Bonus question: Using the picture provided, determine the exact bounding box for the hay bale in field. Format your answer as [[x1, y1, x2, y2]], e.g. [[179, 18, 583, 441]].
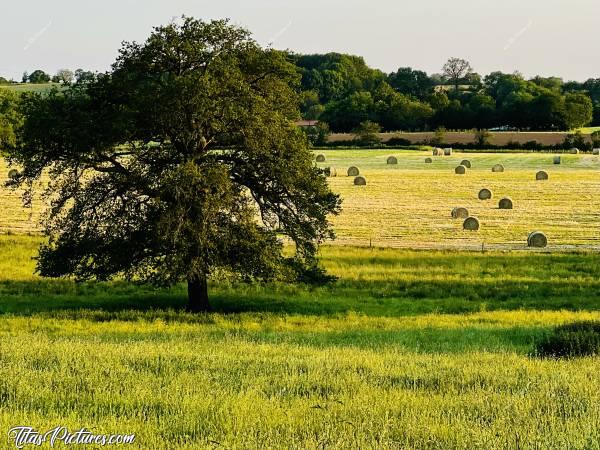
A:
[[491, 164, 504, 173], [463, 216, 480, 231], [7, 169, 19, 180], [593, 148, 600, 155], [316, 154, 326, 162], [478, 188, 492, 200], [455, 165, 466, 174], [528, 231, 548, 248], [353, 176, 367, 186], [324, 167, 337, 177], [386, 156, 398, 165], [451, 207, 469, 219], [498, 197, 513, 209], [347, 166, 360, 177], [536, 170, 549, 181], [553, 156, 561, 165], [460, 159, 472, 169], [425, 157, 433, 163], [432, 148, 440, 156], [570, 148, 579, 154], [444, 148, 453, 156]]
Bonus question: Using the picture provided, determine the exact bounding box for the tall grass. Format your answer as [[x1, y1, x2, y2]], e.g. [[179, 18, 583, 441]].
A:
[[0, 236, 599, 448]]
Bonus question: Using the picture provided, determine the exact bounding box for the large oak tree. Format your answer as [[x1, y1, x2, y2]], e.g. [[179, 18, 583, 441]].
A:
[[8, 18, 341, 311]]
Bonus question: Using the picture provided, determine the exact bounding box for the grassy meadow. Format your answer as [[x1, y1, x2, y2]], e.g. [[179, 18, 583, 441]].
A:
[[1, 236, 600, 448], [0, 83, 60, 94], [1, 150, 600, 448]]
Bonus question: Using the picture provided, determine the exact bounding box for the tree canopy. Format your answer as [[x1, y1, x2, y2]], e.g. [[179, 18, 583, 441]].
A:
[[8, 17, 341, 311], [291, 57, 596, 132], [6, 55, 600, 134], [0, 90, 22, 149]]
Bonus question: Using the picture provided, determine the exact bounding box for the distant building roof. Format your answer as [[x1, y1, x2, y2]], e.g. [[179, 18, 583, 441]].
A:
[[295, 120, 320, 127]]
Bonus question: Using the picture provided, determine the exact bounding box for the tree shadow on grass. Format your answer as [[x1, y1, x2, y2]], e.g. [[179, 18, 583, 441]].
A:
[[0, 274, 599, 320]]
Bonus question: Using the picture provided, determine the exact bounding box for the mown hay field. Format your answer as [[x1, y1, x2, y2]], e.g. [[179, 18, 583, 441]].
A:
[[2, 151, 600, 251], [1, 236, 600, 449], [316, 150, 600, 250]]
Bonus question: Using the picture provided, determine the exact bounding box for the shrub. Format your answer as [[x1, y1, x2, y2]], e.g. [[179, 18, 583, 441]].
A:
[[474, 129, 491, 147], [303, 122, 330, 147], [534, 321, 600, 358], [353, 121, 382, 147], [591, 130, 600, 148], [430, 127, 446, 146], [386, 137, 411, 146], [563, 131, 591, 151]]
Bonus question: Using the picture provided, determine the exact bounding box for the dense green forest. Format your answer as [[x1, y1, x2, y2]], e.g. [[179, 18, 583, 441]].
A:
[[291, 53, 599, 133], [2, 54, 600, 136]]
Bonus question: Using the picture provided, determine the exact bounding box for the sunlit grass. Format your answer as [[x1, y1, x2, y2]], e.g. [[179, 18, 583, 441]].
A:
[[1, 147, 600, 448]]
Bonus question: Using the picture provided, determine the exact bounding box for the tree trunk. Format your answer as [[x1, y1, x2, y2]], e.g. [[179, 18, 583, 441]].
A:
[[187, 274, 210, 313]]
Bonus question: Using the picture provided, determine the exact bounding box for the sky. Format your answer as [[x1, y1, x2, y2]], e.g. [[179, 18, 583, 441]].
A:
[[1, 0, 598, 82]]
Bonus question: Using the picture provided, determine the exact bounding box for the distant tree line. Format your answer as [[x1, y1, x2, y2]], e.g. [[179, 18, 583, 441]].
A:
[[2, 55, 599, 136], [290, 54, 597, 132], [15, 68, 96, 85]]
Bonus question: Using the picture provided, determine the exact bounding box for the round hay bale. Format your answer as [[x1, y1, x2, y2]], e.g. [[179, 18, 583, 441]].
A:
[[444, 148, 453, 156], [593, 148, 600, 155], [347, 166, 360, 177], [478, 188, 493, 200], [451, 207, 469, 219], [553, 156, 561, 165], [536, 170, 549, 181], [455, 165, 466, 174], [528, 231, 548, 248], [492, 164, 505, 173], [353, 176, 367, 186], [7, 169, 19, 180], [570, 148, 579, 155], [324, 167, 337, 177], [432, 148, 440, 156], [463, 216, 480, 231], [425, 157, 433, 163], [316, 154, 326, 162], [460, 159, 472, 169], [498, 197, 513, 209], [386, 156, 398, 165]]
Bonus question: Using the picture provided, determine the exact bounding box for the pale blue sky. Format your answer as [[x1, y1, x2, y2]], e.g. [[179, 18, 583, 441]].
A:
[[2, 0, 598, 81]]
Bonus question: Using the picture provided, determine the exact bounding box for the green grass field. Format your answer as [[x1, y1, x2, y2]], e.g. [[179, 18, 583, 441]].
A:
[[1, 236, 600, 448], [0, 83, 60, 94], [1, 151, 600, 448], [576, 126, 600, 134]]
